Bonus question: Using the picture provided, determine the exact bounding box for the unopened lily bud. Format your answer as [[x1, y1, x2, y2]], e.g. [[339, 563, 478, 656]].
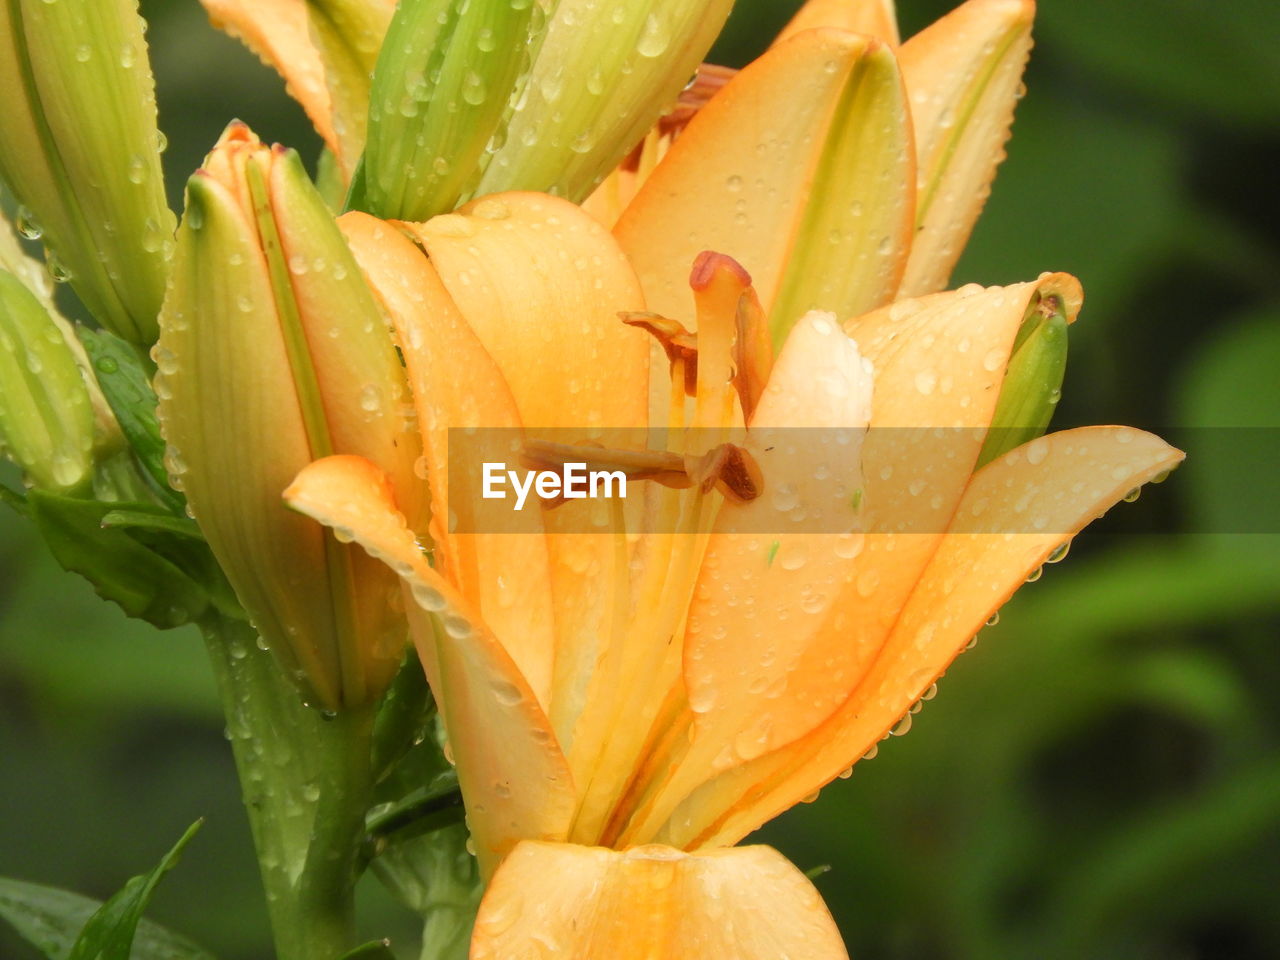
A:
[[358, 0, 733, 220], [156, 123, 424, 711], [977, 291, 1069, 468], [0, 0, 176, 344], [0, 271, 95, 493]]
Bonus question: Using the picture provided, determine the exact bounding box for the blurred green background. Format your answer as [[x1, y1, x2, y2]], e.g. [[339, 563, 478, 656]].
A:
[[2, 0, 1278, 957]]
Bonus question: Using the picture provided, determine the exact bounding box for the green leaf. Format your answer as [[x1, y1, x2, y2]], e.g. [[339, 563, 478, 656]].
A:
[[0, 826, 216, 960], [0, 479, 28, 515], [338, 941, 396, 960], [27, 492, 212, 629], [75, 326, 184, 513], [67, 821, 205, 960], [1038, 0, 1280, 128]]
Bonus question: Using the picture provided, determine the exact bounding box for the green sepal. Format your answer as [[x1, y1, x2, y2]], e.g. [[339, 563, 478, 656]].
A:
[[75, 325, 183, 512], [977, 293, 1070, 468], [66, 820, 204, 960], [27, 491, 231, 628], [0, 873, 218, 960]]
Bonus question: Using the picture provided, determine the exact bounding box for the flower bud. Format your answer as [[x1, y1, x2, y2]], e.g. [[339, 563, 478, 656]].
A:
[[156, 123, 424, 710], [0, 0, 176, 344], [357, 0, 733, 220], [0, 269, 95, 492], [977, 289, 1070, 468]]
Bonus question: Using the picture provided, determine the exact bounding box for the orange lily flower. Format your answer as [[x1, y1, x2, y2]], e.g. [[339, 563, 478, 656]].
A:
[[282, 187, 1181, 957]]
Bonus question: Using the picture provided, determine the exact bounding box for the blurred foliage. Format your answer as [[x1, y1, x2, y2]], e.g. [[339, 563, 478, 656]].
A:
[[2, 1, 1278, 958]]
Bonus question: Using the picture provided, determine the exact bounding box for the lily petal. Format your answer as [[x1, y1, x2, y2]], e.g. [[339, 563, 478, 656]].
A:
[[618, 312, 873, 844], [285, 454, 575, 877], [639, 274, 1081, 846], [898, 0, 1036, 296], [201, 0, 339, 164], [338, 211, 557, 711], [305, 0, 394, 175], [471, 841, 848, 960], [402, 193, 648, 748], [615, 29, 914, 346], [666, 425, 1184, 849], [404, 193, 648, 431], [774, 0, 900, 47]]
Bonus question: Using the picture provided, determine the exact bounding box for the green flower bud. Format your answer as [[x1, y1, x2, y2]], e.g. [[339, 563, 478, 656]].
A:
[[156, 123, 425, 711], [977, 290, 1069, 469], [0, 269, 95, 492], [476, 0, 733, 203], [357, 0, 732, 220], [0, 0, 175, 344]]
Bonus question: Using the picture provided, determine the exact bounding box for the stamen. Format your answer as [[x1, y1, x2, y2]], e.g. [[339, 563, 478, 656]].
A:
[[521, 440, 762, 506], [621, 312, 698, 397], [623, 252, 774, 423]]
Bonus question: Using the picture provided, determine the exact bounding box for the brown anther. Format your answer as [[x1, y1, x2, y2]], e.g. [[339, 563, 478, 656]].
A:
[[733, 287, 773, 422], [520, 440, 763, 507], [661, 63, 738, 138], [686, 443, 763, 503], [621, 312, 698, 397]]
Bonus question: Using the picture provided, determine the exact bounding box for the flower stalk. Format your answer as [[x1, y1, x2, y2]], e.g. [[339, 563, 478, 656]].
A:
[[202, 615, 375, 960]]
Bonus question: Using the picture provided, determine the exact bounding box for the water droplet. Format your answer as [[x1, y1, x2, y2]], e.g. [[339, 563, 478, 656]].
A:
[[1122, 486, 1141, 503], [1046, 541, 1070, 563], [461, 71, 486, 106], [75, 44, 91, 63], [127, 154, 147, 184], [636, 13, 671, 57], [47, 254, 73, 283], [985, 611, 1000, 627], [15, 207, 42, 240], [1025, 566, 1043, 582]]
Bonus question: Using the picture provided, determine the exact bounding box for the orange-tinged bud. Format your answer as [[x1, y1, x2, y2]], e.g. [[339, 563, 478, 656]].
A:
[[155, 123, 424, 710]]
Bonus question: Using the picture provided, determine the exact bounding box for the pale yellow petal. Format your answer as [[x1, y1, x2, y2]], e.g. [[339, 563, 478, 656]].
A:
[[471, 842, 849, 960]]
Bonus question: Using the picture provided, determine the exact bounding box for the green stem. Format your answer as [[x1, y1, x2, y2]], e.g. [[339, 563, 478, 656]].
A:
[[202, 615, 375, 960]]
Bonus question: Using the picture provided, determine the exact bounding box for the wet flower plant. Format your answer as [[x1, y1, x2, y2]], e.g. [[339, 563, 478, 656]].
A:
[[0, 1, 1183, 958]]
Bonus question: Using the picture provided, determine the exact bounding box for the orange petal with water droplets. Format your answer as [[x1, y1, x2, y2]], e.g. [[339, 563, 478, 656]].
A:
[[200, 1, 339, 166], [898, 0, 1036, 296], [403, 193, 649, 748], [617, 312, 872, 845], [661, 425, 1183, 850], [338, 212, 557, 712], [616, 30, 914, 345], [284, 455, 574, 878], [823, 274, 1082, 703], [403, 192, 648, 431], [633, 275, 1080, 846], [774, 0, 901, 47], [470, 842, 849, 960]]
